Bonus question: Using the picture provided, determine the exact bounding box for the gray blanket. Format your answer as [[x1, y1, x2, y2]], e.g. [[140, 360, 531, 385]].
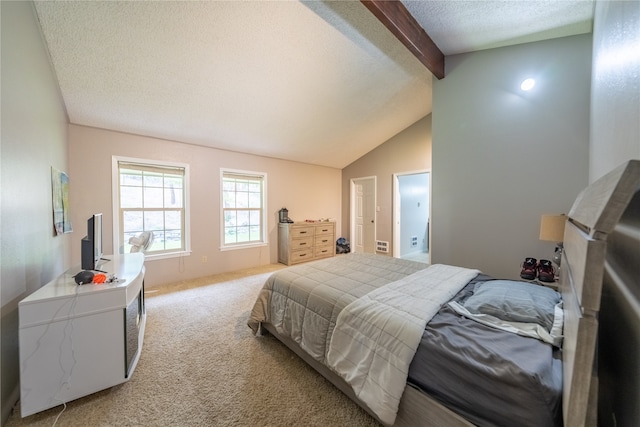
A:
[[248, 253, 428, 364]]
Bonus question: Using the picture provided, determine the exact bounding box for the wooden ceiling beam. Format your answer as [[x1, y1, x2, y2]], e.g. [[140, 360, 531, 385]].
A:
[[361, 0, 445, 79]]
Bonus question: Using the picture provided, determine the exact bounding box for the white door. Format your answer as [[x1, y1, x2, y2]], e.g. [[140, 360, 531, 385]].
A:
[[352, 177, 376, 253]]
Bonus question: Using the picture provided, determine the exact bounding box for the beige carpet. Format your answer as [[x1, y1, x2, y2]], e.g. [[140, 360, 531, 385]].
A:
[[6, 265, 380, 427]]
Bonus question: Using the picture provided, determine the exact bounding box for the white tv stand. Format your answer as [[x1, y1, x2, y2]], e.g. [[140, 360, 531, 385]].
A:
[[18, 253, 146, 417]]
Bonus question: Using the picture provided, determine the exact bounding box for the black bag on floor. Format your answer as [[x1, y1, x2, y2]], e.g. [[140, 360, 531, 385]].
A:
[[336, 237, 350, 254]]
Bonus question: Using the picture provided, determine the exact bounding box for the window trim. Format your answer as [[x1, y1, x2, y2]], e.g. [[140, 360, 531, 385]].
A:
[[112, 155, 191, 261], [219, 168, 268, 251]]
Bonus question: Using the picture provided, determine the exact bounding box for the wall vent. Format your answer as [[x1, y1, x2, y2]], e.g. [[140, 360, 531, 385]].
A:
[[376, 240, 389, 253]]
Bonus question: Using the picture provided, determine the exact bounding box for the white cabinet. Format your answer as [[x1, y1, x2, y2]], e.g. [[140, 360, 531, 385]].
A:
[[18, 253, 146, 417]]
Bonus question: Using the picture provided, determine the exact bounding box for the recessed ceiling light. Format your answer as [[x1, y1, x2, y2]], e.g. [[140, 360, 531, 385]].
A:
[[521, 78, 536, 91]]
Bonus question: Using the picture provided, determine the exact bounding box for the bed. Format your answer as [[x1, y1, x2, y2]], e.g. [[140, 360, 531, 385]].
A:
[[248, 159, 640, 427]]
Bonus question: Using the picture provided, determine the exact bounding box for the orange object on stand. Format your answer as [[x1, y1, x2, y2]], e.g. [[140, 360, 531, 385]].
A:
[[92, 273, 107, 284]]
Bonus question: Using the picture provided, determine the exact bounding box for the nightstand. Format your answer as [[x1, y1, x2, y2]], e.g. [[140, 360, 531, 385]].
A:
[[522, 278, 559, 291]]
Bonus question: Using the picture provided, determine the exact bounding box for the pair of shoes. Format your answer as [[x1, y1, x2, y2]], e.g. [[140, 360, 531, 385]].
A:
[[537, 259, 555, 282], [520, 257, 538, 280], [520, 257, 556, 282]]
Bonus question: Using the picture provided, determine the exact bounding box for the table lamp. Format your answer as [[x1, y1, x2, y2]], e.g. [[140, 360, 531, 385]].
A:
[[539, 214, 566, 268]]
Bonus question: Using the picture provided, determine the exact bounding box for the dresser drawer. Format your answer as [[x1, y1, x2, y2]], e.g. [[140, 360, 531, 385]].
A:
[[314, 246, 333, 259], [314, 235, 333, 247], [290, 237, 314, 250], [315, 224, 334, 236], [290, 226, 315, 239], [289, 248, 314, 264]]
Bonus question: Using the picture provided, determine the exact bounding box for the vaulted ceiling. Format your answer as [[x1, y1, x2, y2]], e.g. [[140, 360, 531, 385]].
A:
[[33, 1, 594, 169]]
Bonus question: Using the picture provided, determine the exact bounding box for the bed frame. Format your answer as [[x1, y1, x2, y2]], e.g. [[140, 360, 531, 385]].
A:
[[263, 160, 640, 427]]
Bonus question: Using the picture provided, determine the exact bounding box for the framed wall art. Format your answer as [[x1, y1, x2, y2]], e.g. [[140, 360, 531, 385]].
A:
[[51, 166, 72, 234]]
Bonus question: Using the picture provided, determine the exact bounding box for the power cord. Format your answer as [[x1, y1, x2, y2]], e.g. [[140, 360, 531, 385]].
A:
[[51, 402, 66, 427]]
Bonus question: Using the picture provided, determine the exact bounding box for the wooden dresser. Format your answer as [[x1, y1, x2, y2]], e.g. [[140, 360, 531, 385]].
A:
[[278, 221, 335, 265]]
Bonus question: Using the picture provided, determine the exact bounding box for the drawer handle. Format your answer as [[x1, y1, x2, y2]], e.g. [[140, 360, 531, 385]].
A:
[[300, 231, 308, 234], [298, 253, 308, 258], [300, 242, 307, 246], [321, 229, 328, 232]]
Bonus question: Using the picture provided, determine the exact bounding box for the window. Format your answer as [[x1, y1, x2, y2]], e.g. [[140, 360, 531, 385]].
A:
[[220, 169, 267, 249], [113, 157, 190, 258]]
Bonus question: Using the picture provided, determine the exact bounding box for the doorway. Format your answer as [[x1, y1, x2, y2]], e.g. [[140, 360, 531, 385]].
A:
[[393, 171, 430, 263], [350, 176, 376, 254]]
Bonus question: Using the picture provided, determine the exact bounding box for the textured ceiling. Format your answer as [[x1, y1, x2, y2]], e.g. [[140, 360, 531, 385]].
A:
[[33, 1, 594, 169], [402, 0, 594, 55]]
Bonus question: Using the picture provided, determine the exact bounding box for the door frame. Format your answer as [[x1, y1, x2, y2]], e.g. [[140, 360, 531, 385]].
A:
[[350, 176, 377, 254], [392, 169, 431, 261]]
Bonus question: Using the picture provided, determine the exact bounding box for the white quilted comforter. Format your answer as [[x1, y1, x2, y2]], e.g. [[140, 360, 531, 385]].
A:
[[326, 264, 480, 425]]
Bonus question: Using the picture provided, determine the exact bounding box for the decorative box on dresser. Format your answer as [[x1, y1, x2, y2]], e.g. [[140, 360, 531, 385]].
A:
[[278, 221, 336, 265]]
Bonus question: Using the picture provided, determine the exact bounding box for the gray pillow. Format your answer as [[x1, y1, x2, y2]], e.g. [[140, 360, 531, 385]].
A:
[[463, 280, 561, 332]]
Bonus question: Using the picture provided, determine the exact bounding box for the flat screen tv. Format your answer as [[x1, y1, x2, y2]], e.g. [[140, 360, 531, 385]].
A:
[[81, 213, 103, 270]]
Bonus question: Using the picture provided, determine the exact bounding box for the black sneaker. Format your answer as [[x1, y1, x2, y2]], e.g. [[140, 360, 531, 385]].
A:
[[537, 259, 555, 282], [520, 257, 537, 280]]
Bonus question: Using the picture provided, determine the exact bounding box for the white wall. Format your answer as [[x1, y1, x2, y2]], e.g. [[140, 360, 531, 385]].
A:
[[0, 1, 71, 423], [431, 34, 592, 279], [590, 0, 640, 181], [68, 125, 342, 287]]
